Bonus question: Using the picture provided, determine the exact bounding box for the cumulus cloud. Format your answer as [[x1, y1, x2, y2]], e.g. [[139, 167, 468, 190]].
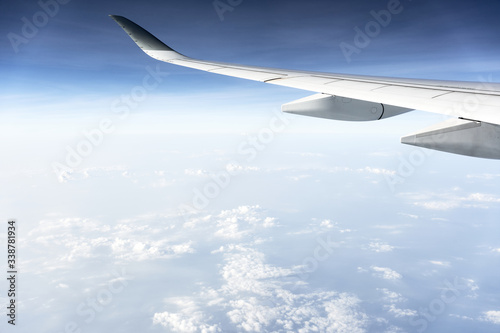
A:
[[153, 298, 220, 333], [464, 279, 479, 299], [220, 246, 296, 296], [401, 190, 500, 211], [369, 242, 395, 253], [214, 205, 277, 239], [184, 168, 210, 177], [429, 260, 451, 267], [415, 201, 460, 211], [378, 289, 406, 304], [480, 311, 500, 325], [385, 304, 417, 318], [466, 173, 500, 180], [154, 244, 368, 332], [356, 167, 396, 176], [449, 314, 474, 321], [320, 219, 335, 229], [224, 163, 260, 174], [398, 213, 419, 219], [370, 267, 402, 280], [287, 218, 351, 236], [27, 216, 195, 266], [56, 165, 130, 183], [324, 166, 396, 177], [184, 165, 260, 178], [377, 288, 416, 319]]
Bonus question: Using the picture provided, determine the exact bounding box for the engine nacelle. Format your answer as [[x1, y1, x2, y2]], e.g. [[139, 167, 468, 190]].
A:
[[282, 93, 411, 121]]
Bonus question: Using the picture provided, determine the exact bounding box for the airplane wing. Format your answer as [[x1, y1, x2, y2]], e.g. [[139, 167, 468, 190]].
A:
[[110, 15, 500, 159]]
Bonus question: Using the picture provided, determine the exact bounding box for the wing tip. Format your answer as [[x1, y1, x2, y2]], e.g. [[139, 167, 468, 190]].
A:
[[109, 15, 174, 52]]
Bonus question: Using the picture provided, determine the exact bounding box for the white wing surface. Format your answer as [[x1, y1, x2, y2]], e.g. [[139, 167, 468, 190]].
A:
[[110, 15, 500, 159]]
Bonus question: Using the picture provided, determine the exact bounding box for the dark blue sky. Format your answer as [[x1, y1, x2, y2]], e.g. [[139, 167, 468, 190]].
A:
[[2, 0, 500, 98]]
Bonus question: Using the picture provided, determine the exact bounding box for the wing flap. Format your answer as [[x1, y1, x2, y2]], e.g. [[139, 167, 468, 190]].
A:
[[375, 86, 450, 99]]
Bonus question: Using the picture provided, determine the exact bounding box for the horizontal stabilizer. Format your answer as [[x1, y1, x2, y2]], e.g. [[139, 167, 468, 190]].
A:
[[402, 118, 500, 159]]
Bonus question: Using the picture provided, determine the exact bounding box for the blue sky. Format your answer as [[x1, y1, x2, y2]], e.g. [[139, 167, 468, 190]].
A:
[[3, 0, 500, 94], [2, 0, 500, 332]]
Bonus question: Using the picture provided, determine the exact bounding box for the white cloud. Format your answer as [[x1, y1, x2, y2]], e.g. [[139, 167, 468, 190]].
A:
[[214, 206, 275, 239], [224, 163, 260, 174], [372, 224, 411, 230], [370, 266, 402, 280], [378, 289, 406, 304], [357, 267, 368, 273], [57, 165, 130, 183], [464, 279, 479, 299], [466, 173, 500, 180], [155, 244, 368, 332], [480, 311, 500, 325], [183, 214, 213, 229], [27, 216, 195, 266], [377, 289, 415, 318], [402, 191, 500, 211], [224, 291, 368, 333], [154, 312, 220, 333], [263, 217, 276, 228], [369, 242, 395, 253], [398, 213, 419, 219], [320, 219, 335, 229], [110, 238, 195, 261], [429, 260, 451, 267], [385, 304, 417, 318], [288, 174, 312, 181], [415, 201, 460, 211], [184, 168, 210, 177], [220, 246, 296, 296], [287, 152, 327, 158], [153, 298, 221, 333], [287, 218, 350, 236], [449, 314, 474, 321], [326, 166, 395, 176], [356, 167, 395, 176], [466, 193, 500, 203]]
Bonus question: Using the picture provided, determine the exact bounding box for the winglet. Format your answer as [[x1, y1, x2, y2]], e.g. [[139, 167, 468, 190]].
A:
[[110, 15, 175, 51]]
